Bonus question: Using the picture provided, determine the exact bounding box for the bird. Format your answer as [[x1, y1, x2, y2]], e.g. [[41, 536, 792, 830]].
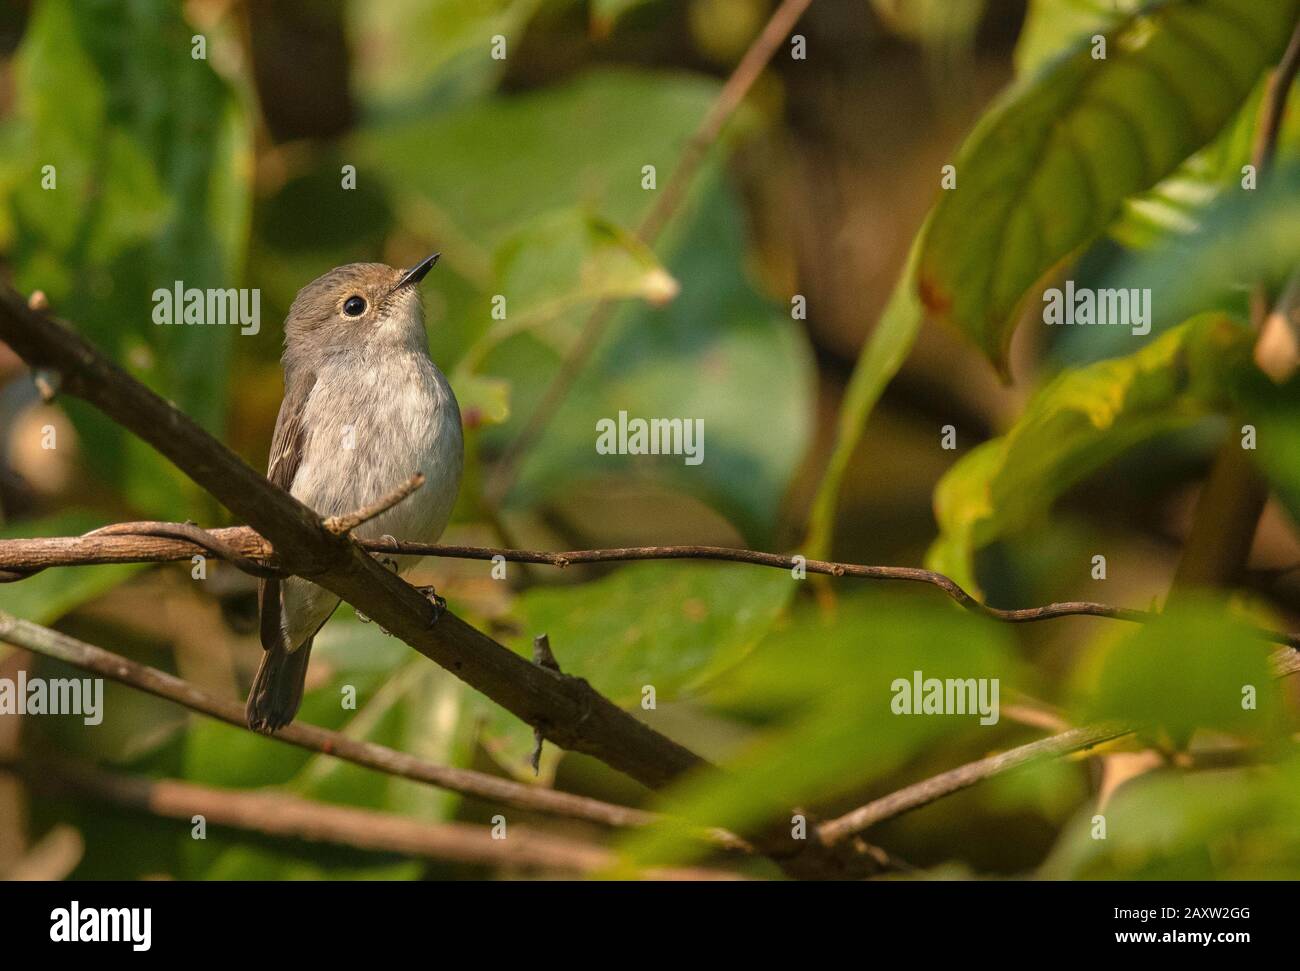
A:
[[245, 254, 463, 733]]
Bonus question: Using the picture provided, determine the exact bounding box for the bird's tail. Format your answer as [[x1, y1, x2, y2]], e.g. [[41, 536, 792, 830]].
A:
[[245, 637, 314, 734]]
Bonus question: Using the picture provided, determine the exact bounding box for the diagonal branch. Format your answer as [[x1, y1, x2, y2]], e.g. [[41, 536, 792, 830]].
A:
[[5, 758, 747, 880], [0, 609, 655, 832], [0, 287, 878, 879]]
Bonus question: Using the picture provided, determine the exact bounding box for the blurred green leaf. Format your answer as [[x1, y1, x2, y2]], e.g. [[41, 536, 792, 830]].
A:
[[1014, 0, 1139, 77], [347, 0, 543, 111], [481, 559, 795, 777], [927, 314, 1249, 594], [615, 594, 1022, 869], [590, 0, 659, 36], [1077, 602, 1279, 740], [463, 208, 678, 365], [919, 0, 1297, 372], [518, 562, 795, 703], [1106, 163, 1300, 336], [496, 170, 814, 543], [359, 68, 720, 249], [872, 0, 985, 51], [3, 0, 253, 518], [1042, 753, 1300, 878]]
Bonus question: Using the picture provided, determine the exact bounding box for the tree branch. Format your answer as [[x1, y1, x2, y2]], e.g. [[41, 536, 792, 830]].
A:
[[0, 287, 878, 879], [817, 723, 1131, 846], [819, 647, 1300, 844], [4, 527, 1298, 647], [5, 758, 747, 880], [0, 609, 664, 833]]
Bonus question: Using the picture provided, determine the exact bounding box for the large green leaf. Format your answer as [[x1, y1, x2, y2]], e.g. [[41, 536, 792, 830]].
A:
[[496, 171, 815, 544], [347, 0, 544, 112], [919, 0, 1298, 373], [480, 560, 795, 778], [1107, 163, 1300, 335], [458, 208, 678, 369], [927, 314, 1249, 594], [358, 68, 721, 250], [2, 0, 253, 518], [614, 594, 1022, 869], [1075, 602, 1278, 740], [1042, 753, 1300, 878], [1015, 0, 1140, 77]]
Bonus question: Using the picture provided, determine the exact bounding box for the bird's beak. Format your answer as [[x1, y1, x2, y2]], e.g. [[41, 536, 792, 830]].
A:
[[395, 252, 440, 290]]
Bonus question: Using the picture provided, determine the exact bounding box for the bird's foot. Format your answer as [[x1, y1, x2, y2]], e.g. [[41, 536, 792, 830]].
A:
[[416, 585, 446, 626]]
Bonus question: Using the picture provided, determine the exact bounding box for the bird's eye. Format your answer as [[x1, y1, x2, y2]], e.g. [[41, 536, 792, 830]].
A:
[[343, 295, 367, 317]]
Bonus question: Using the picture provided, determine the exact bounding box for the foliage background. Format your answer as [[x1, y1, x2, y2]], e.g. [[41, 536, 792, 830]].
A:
[[2, 0, 1300, 879]]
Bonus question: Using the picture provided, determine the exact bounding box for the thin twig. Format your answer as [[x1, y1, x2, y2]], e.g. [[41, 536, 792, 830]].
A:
[[323, 472, 426, 535], [4, 528, 1298, 647], [820, 647, 1300, 844], [5, 759, 748, 880], [0, 609, 671, 832], [817, 723, 1132, 845], [483, 0, 816, 503]]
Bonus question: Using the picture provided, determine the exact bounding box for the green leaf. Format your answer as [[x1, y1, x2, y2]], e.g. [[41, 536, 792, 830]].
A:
[[919, 0, 1298, 373], [1015, 0, 1139, 77], [347, 0, 544, 111], [462, 209, 678, 367], [615, 594, 1021, 869], [1107, 162, 1300, 335], [496, 171, 814, 544], [1042, 753, 1300, 878], [358, 68, 721, 250], [1076, 601, 1278, 740], [3, 0, 253, 518], [480, 560, 794, 778], [927, 314, 1250, 594], [590, 0, 659, 37]]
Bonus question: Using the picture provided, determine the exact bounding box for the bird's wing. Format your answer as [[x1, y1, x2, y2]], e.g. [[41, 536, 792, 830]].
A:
[[258, 368, 316, 652]]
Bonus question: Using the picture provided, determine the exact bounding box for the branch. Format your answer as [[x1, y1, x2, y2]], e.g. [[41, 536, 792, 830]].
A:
[[6, 759, 747, 880], [0, 609, 659, 832], [818, 647, 1300, 844], [5, 528, 1299, 648], [323, 472, 425, 535], [483, 0, 815, 503], [817, 723, 1131, 846], [0, 287, 876, 879]]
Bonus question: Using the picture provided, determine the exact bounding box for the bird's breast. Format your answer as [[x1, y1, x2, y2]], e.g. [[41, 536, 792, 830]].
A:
[[291, 351, 463, 546]]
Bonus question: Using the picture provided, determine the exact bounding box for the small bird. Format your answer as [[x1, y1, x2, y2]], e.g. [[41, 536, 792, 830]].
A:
[[245, 254, 463, 733]]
